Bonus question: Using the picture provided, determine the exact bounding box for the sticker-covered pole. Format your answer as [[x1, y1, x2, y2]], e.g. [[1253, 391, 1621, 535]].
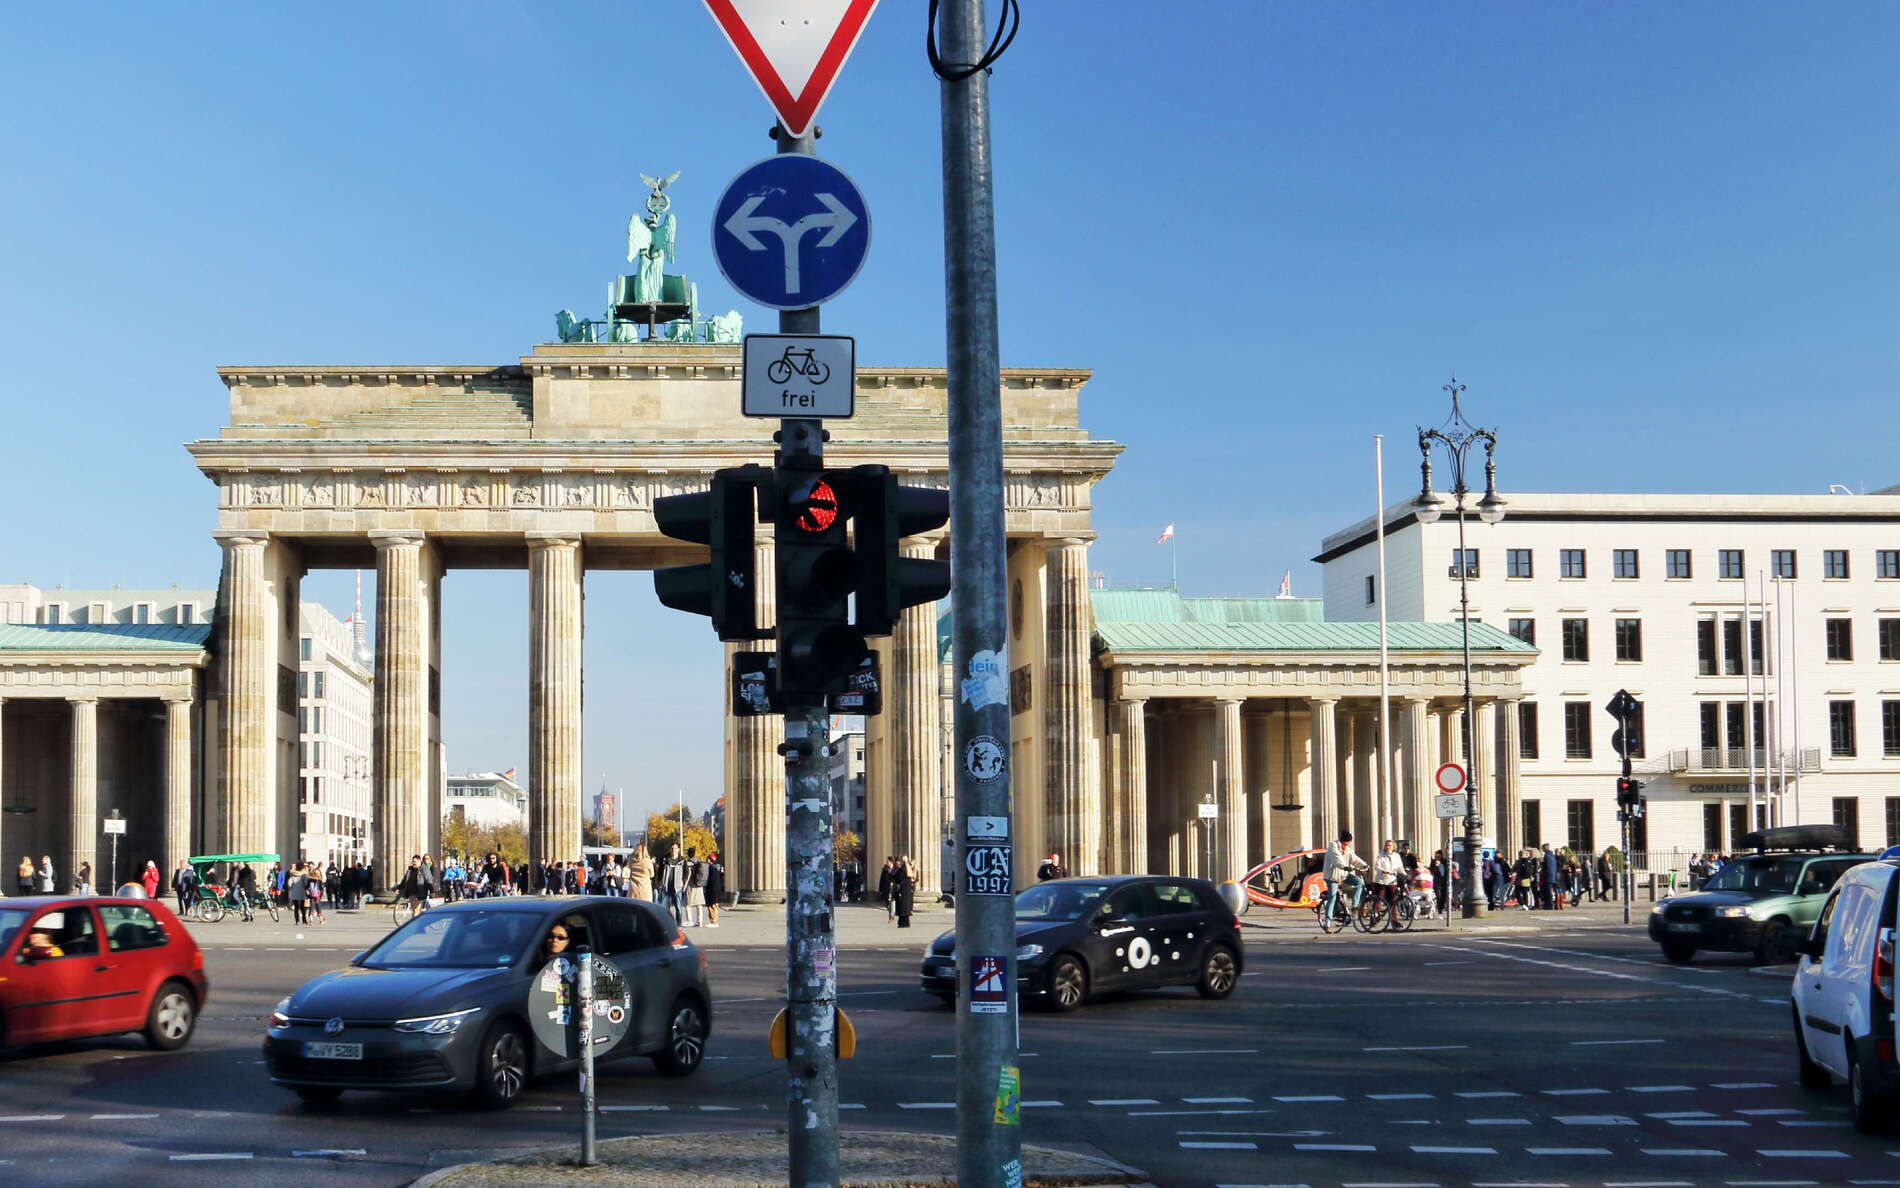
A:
[[577, 949, 597, 1166], [939, 1, 1023, 1182], [774, 124, 841, 1188]]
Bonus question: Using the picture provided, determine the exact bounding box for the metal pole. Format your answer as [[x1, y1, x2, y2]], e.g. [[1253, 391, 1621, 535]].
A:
[[1621, 813, 1632, 925], [774, 126, 840, 1188], [939, 1, 1022, 1180], [1457, 500, 1485, 917], [1775, 576, 1789, 822], [1790, 580, 1802, 823], [1375, 436, 1393, 847], [1744, 574, 1758, 832], [578, 949, 597, 1166]]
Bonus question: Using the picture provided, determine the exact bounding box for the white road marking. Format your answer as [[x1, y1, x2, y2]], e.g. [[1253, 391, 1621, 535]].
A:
[[1667, 1119, 1749, 1127], [840, 1104, 864, 1110], [1154, 1048, 1261, 1055], [1647, 1112, 1718, 1120], [1132, 1108, 1276, 1117], [698, 1105, 740, 1111], [1739, 1108, 1806, 1116], [1181, 1140, 1258, 1150], [1631, 1084, 1696, 1092], [898, 1102, 955, 1110], [1714, 1082, 1777, 1089], [171, 1154, 254, 1161], [91, 1114, 159, 1120], [1544, 1088, 1610, 1096], [293, 1150, 366, 1157], [1276, 1095, 1346, 1102], [1186, 1097, 1254, 1104], [0, 1115, 65, 1122], [1370, 1093, 1436, 1101], [1410, 1145, 1497, 1154], [1530, 1147, 1612, 1155], [1020, 1100, 1062, 1108], [1446, 940, 1757, 1000], [1317, 966, 1373, 972], [1296, 1143, 1377, 1151], [1466, 1118, 1530, 1125], [1456, 1091, 1521, 1098], [1366, 1044, 1468, 1052], [1423, 960, 1471, 965], [1641, 1148, 1728, 1156], [599, 1105, 667, 1112], [1092, 1098, 1161, 1106], [1557, 1115, 1636, 1126], [1779, 1120, 1853, 1127], [1574, 1038, 1665, 1047], [1759, 1150, 1849, 1158], [519, 1105, 562, 1111]]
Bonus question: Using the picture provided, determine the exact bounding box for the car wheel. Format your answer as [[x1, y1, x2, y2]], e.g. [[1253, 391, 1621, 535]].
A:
[[143, 981, 196, 1051], [653, 996, 707, 1078], [1047, 956, 1088, 1013], [293, 1085, 342, 1106], [1793, 1010, 1830, 1089], [1196, 946, 1239, 1000], [472, 1021, 530, 1108], [1852, 1042, 1892, 1133], [1758, 919, 1794, 965], [1661, 940, 1696, 964]]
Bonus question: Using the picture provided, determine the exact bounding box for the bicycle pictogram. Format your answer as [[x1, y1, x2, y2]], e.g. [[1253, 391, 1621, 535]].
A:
[[766, 344, 830, 385]]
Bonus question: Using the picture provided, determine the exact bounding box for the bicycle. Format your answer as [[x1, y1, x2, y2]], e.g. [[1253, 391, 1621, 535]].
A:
[[765, 345, 830, 385], [392, 896, 424, 926], [1314, 875, 1367, 934]]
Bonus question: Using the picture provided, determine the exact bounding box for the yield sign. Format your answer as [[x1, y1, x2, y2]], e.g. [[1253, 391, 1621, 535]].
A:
[[702, 0, 883, 138]]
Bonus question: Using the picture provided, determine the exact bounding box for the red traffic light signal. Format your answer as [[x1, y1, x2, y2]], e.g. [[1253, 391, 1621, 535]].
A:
[[790, 478, 840, 533]]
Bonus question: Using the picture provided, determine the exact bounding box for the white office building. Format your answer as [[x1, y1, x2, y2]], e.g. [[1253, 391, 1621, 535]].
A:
[[1318, 489, 1900, 861], [297, 601, 373, 864], [830, 730, 868, 841], [0, 584, 213, 626], [447, 770, 528, 830]]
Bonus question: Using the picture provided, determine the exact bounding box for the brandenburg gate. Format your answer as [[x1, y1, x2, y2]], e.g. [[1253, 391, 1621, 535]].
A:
[[189, 342, 1121, 897]]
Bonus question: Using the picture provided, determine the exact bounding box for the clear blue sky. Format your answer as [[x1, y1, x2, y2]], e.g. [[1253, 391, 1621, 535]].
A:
[[2, 4, 1894, 823]]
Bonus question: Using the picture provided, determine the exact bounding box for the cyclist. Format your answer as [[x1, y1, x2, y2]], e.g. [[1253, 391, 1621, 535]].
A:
[[1372, 839, 1406, 919], [1321, 829, 1369, 924]]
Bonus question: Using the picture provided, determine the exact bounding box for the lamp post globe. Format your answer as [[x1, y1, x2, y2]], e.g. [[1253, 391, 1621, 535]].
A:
[[1477, 491, 1506, 525], [1413, 492, 1445, 524]]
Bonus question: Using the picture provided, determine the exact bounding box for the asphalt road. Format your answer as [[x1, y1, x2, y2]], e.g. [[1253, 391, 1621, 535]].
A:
[[0, 902, 1890, 1187]]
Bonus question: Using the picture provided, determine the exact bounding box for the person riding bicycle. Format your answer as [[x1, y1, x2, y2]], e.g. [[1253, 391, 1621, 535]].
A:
[[1321, 829, 1369, 922], [1372, 839, 1405, 916]]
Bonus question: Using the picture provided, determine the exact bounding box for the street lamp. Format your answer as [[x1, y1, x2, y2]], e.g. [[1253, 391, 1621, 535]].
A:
[[1416, 377, 1505, 919]]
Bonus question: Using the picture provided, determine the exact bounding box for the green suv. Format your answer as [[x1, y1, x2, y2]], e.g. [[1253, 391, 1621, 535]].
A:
[[1649, 827, 1875, 964]]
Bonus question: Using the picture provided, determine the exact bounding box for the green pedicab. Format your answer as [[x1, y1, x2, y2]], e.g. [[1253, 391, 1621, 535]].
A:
[[187, 853, 281, 923]]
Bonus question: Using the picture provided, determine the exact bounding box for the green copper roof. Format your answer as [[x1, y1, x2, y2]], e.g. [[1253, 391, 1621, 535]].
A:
[[1095, 618, 1534, 654], [1091, 589, 1324, 624], [0, 623, 212, 652]]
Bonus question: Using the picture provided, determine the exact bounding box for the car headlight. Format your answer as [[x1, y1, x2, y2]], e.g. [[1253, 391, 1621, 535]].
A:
[[270, 996, 292, 1030], [1016, 943, 1044, 960], [393, 1007, 481, 1035], [1717, 906, 1750, 918], [1649, 904, 1664, 915]]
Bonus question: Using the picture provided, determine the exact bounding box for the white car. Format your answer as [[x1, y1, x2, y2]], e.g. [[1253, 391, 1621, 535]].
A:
[[1791, 857, 1900, 1131]]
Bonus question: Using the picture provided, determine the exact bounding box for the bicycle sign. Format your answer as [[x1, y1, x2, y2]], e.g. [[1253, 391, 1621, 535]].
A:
[[742, 333, 855, 418]]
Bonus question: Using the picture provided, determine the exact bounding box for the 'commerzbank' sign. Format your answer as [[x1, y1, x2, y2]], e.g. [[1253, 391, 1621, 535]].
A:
[[1688, 782, 1750, 796]]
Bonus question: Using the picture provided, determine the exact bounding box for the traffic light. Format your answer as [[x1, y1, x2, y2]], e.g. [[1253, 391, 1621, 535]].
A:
[[773, 468, 871, 698], [652, 465, 770, 641], [1616, 776, 1646, 809], [846, 464, 952, 636]]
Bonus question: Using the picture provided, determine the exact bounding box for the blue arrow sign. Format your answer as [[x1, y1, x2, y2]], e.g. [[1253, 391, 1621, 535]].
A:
[[712, 155, 871, 311]]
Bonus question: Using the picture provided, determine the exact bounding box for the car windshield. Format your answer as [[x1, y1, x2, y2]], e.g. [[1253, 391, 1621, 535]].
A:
[[1015, 882, 1113, 921], [0, 907, 28, 953], [362, 910, 541, 968], [1703, 857, 1805, 894]]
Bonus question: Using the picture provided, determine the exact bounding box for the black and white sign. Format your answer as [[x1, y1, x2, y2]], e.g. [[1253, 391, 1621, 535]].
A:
[[1433, 792, 1468, 820], [966, 815, 1008, 840], [102, 817, 127, 835], [1196, 800, 1218, 820], [963, 843, 1012, 896], [964, 735, 1006, 783], [742, 334, 855, 418]]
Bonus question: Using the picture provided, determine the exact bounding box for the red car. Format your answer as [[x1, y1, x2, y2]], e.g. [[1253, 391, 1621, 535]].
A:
[[0, 895, 207, 1051]]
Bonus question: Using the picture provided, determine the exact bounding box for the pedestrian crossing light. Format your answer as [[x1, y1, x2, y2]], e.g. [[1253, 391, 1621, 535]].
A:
[[1616, 776, 1646, 809], [845, 464, 951, 637], [774, 469, 871, 698], [652, 465, 770, 641]]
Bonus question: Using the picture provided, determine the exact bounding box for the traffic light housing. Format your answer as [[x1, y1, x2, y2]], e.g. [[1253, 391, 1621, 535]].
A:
[[847, 464, 952, 636], [652, 465, 770, 641], [773, 468, 871, 697], [1616, 776, 1646, 809]]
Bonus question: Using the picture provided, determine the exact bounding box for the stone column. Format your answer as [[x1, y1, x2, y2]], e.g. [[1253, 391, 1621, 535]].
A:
[[1403, 697, 1431, 849], [1307, 697, 1339, 849], [891, 540, 943, 893], [372, 530, 432, 892], [1118, 698, 1149, 873], [528, 532, 583, 885], [1044, 538, 1094, 873], [1498, 698, 1523, 854], [1473, 699, 1497, 848], [1215, 697, 1246, 879], [164, 696, 193, 866], [1351, 710, 1376, 841], [70, 697, 98, 889], [215, 532, 271, 854], [733, 538, 784, 903]]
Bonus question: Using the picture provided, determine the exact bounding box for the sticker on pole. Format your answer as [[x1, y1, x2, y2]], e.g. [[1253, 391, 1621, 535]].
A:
[[700, 0, 883, 138], [1434, 762, 1467, 794], [961, 648, 1008, 709], [994, 1064, 1021, 1126], [966, 815, 1008, 839], [742, 333, 855, 418], [969, 954, 1008, 1015], [964, 843, 1011, 896], [964, 736, 1006, 783]]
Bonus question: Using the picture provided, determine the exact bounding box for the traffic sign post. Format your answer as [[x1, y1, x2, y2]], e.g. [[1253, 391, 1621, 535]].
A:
[[1606, 689, 1642, 924], [103, 811, 125, 890], [713, 155, 870, 310], [526, 952, 631, 1168]]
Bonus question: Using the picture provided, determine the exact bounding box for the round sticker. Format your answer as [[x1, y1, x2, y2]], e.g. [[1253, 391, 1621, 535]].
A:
[[965, 735, 1007, 783], [1127, 936, 1153, 969]]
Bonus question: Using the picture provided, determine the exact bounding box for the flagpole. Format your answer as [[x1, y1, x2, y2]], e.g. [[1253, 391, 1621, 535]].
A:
[[1375, 435, 1393, 845], [1171, 535, 1179, 591]]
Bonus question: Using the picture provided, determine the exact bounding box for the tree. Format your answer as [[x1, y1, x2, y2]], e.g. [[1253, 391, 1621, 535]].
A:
[[583, 819, 621, 847], [440, 814, 529, 868], [833, 829, 863, 867], [646, 803, 719, 859]]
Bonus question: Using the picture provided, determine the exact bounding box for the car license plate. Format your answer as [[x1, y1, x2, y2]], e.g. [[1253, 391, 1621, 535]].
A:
[[303, 1041, 363, 1060], [1667, 922, 1700, 933]]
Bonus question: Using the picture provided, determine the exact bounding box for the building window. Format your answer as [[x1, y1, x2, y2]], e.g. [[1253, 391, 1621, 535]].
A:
[[1567, 800, 1596, 852], [1704, 803, 1724, 853], [1884, 701, 1900, 758], [1772, 549, 1797, 579], [314, 671, 327, 698], [1826, 618, 1854, 662], [1696, 619, 1717, 675], [1725, 702, 1746, 751], [1880, 550, 1900, 580], [1561, 618, 1589, 662], [1629, 807, 1648, 855], [1506, 549, 1533, 578], [1522, 801, 1542, 849], [1834, 798, 1861, 848], [297, 672, 308, 698], [1613, 549, 1639, 579], [132, 602, 152, 624], [1614, 618, 1643, 662], [176, 601, 200, 623], [1719, 549, 1744, 580], [1722, 618, 1744, 675], [1700, 702, 1720, 750], [1667, 550, 1692, 579], [1879, 619, 1900, 661], [1518, 701, 1539, 759], [1364, 574, 1375, 605], [300, 638, 313, 661], [87, 602, 110, 623], [297, 707, 308, 733], [1730, 802, 1752, 847], [1451, 548, 1478, 579], [1824, 550, 1850, 579], [1508, 618, 1535, 646], [1889, 799, 1900, 848], [1560, 549, 1586, 579], [1831, 701, 1857, 758], [1564, 703, 1591, 758], [42, 602, 66, 624]]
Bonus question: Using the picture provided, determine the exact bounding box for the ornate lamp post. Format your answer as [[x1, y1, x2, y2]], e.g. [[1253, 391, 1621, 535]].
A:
[[1414, 378, 1504, 918]]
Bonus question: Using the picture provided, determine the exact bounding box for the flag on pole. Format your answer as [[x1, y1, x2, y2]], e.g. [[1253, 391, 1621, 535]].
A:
[[502, 768, 517, 780], [1156, 522, 1175, 544], [1275, 570, 1292, 599]]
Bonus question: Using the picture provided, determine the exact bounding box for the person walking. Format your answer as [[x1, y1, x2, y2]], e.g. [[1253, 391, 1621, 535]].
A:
[[1036, 853, 1068, 881], [287, 864, 309, 925], [1541, 844, 1562, 911], [1428, 849, 1449, 916], [658, 843, 687, 924], [139, 860, 161, 900], [629, 846, 654, 901], [171, 860, 196, 914], [892, 855, 918, 928], [307, 866, 326, 923], [878, 857, 898, 920], [270, 861, 286, 906], [73, 861, 92, 896], [685, 847, 708, 927], [1597, 849, 1617, 901], [704, 852, 725, 927], [16, 855, 34, 896]]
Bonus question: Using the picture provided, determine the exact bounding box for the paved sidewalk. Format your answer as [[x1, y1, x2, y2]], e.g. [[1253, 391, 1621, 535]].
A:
[[1238, 891, 1653, 936]]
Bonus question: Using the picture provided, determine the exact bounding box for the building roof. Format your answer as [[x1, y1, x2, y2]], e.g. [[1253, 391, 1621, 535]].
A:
[[1090, 589, 1324, 624], [0, 623, 213, 652], [1094, 618, 1534, 655]]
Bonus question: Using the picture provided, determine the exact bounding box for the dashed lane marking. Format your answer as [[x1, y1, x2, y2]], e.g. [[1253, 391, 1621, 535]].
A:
[[1153, 1048, 1261, 1055], [1317, 966, 1373, 972], [171, 1153, 254, 1161], [1630, 1084, 1696, 1092], [1091, 1098, 1160, 1106], [1296, 1142, 1377, 1151], [1180, 1140, 1258, 1150], [1466, 1118, 1531, 1125], [1457, 1091, 1521, 1098], [1714, 1082, 1778, 1089], [1760, 1149, 1850, 1158], [1275, 1095, 1346, 1102], [1529, 1147, 1612, 1155], [1666, 1119, 1750, 1127], [1409, 1145, 1498, 1154], [1778, 1120, 1852, 1127], [1370, 1093, 1436, 1101], [0, 1116, 64, 1122], [898, 1102, 955, 1110], [1544, 1088, 1611, 1096], [1738, 1108, 1806, 1116], [1641, 1148, 1729, 1156], [293, 1150, 367, 1158], [599, 1105, 667, 1112], [1365, 1044, 1468, 1052], [1647, 1112, 1717, 1120], [1574, 1038, 1665, 1047], [91, 1113, 159, 1120], [1185, 1097, 1255, 1104], [1555, 1115, 1636, 1126]]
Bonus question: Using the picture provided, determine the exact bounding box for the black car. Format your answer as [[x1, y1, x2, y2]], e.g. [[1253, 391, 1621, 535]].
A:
[[265, 897, 712, 1107], [920, 875, 1244, 1012]]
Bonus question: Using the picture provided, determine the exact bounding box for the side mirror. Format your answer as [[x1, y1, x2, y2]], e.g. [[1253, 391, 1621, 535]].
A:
[[1798, 934, 1825, 961], [350, 950, 367, 966]]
